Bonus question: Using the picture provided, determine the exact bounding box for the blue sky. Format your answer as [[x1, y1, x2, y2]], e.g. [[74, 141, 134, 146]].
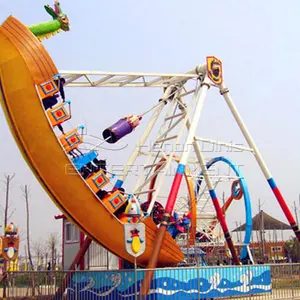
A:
[[1, 0, 300, 247]]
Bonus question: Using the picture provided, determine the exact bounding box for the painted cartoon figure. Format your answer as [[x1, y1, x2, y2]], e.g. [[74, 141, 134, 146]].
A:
[[120, 198, 143, 224], [127, 228, 144, 254], [209, 60, 221, 80], [4, 241, 18, 261], [1, 222, 19, 261], [5, 222, 18, 235]]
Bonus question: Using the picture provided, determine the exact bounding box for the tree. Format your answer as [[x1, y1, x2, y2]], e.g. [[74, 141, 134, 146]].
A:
[[46, 232, 61, 270], [32, 240, 45, 270], [21, 185, 40, 297], [21, 185, 34, 271], [3, 174, 16, 228], [2, 174, 16, 299], [284, 237, 300, 262]]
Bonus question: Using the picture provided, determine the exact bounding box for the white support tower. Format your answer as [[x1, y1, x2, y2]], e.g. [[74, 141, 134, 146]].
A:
[[60, 60, 246, 252], [61, 56, 300, 258]]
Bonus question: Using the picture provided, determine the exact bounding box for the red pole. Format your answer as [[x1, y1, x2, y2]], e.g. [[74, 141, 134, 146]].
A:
[[140, 170, 184, 297], [209, 191, 240, 265], [270, 185, 300, 241]]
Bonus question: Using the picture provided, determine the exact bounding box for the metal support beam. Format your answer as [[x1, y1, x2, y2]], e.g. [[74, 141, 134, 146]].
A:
[[60, 65, 206, 88]]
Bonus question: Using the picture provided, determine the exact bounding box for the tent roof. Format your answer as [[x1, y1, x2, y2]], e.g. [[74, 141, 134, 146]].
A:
[[233, 210, 291, 232]]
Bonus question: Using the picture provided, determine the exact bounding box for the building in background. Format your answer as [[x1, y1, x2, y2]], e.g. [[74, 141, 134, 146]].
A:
[[55, 215, 118, 270], [233, 210, 292, 262]]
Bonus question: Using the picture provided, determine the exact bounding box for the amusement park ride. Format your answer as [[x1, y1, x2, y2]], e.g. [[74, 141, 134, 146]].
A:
[[0, 1, 299, 296]]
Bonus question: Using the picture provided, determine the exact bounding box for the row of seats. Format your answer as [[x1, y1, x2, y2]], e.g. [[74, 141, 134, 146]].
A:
[[38, 76, 128, 216]]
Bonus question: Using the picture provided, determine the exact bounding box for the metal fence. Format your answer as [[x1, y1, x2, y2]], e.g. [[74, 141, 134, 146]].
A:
[[2, 263, 300, 299]]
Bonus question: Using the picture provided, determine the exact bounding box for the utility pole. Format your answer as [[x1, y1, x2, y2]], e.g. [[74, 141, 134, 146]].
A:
[[295, 200, 299, 226], [222, 191, 225, 206], [235, 221, 240, 242], [299, 194, 300, 216], [258, 199, 265, 261], [22, 185, 34, 271], [298, 193, 300, 227], [239, 221, 242, 243]]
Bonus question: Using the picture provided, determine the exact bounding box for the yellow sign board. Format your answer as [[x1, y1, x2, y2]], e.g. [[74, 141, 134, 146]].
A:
[[206, 56, 223, 85]]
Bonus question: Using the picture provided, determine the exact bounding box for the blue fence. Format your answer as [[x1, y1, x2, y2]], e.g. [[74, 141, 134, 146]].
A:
[[66, 265, 271, 299]]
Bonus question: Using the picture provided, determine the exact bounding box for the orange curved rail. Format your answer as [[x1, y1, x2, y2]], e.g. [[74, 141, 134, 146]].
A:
[[209, 180, 243, 232], [0, 16, 184, 267]]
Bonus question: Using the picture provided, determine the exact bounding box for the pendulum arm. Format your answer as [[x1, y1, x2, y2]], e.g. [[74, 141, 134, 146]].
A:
[[220, 83, 300, 242]]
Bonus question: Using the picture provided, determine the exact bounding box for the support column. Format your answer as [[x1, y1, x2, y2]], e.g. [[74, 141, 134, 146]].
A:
[[195, 147, 241, 265], [139, 78, 209, 297], [220, 83, 300, 242], [181, 97, 240, 259]]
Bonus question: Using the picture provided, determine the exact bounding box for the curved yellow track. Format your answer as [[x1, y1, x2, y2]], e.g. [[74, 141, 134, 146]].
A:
[[0, 16, 184, 267]]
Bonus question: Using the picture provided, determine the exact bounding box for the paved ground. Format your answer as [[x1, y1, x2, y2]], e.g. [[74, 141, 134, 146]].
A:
[[224, 289, 300, 299]]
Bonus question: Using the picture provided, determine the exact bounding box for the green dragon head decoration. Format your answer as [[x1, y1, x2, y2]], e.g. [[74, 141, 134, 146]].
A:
[[27, 1, 70, 41], [44, 1, 70, 32]]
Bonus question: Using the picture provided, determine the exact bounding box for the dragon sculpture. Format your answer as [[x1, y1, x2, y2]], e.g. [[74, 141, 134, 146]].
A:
[[27, 1, 70, 41]]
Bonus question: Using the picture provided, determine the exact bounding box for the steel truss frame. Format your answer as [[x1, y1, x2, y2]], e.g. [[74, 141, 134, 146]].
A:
[[62, 58, 300, 261]]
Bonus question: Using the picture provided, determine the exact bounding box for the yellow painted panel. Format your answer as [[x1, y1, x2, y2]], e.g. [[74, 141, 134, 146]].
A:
[[0, 17, 183, 267]]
